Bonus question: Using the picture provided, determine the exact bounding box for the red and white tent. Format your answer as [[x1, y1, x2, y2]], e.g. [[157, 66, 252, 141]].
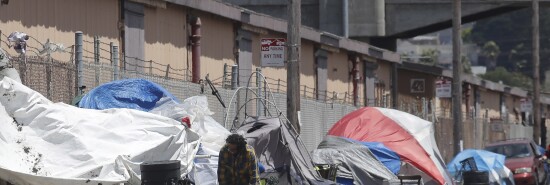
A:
[[328, 107, 452, 185]]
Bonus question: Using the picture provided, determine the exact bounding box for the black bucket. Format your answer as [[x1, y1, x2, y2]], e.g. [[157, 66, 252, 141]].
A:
[[141, 160, 181, 185], [463, 171, 489, 185], [314, 164, 339, 181]]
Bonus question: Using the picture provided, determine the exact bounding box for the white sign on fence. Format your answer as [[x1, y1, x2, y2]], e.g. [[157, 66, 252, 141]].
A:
[[435, 79, 451, 98], [261, 38, 286, 67], [520, 98, 532, 112]]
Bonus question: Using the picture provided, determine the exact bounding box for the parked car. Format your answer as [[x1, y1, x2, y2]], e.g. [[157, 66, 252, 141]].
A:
[[485, 138, 546, 185]]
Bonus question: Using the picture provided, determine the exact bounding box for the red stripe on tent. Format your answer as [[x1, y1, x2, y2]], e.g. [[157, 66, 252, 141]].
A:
[[328, 107, 445, 185]]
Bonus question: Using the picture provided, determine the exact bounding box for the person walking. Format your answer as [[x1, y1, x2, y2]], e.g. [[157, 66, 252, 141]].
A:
[[218, 134, 259, 185]]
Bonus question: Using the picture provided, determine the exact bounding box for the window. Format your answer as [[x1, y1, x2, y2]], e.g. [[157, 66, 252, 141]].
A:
[[486, 144, 532, 159]]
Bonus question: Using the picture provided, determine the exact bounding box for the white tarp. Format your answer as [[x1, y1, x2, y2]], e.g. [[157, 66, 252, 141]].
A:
[[377, 108, 453, 185], [0, 48, 22, 84], [150, 96, 231, 185], [0, 77, 200, 185]]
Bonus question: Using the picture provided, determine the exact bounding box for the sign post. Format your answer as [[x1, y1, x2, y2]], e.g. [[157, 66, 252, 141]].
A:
[[261, 38, 286, 67], [436, 79, 452, 98], [521, 98, 533, 113]]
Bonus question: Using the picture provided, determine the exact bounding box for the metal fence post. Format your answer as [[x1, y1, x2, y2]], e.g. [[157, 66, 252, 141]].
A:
[[383, 95, 387, 108], [94, 36, 100, 87], [46, 45, 52, 100], [231, 65, 238, 90], [256, 68, 263, 116], [75, 31, 83, 95], [112, 45, 119, 80], [231, 65, 239, 126], [223, 63, 228, 88], [313, 88, 316, 100], [277, 79, 281, 93], [110, 42, 114, 79], [422, 97, 427, 119], [149, 60, 153, 75], [344, 92, 348, 104], [165, 64, 170, 79]]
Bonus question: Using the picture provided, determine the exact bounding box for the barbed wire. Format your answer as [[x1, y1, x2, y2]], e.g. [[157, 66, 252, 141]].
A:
[[28, 36, 44, 46], [150, 60, 169, 67], [0, 34, 383, 107], [99, 40, 112, 46], [150, 66, 168, 73], [99, 47, 111, 53], [210, 76, 224, 83], [83, 48, 95, 55], [64, 45, 75, 52], [0, 40, 9, 47], [121, 60, 149, 69], [26, 46, 43, 56], [168, 72, 186, 77], [82, 39, 94, 44], [82, 55, 95, 60], [168, 64, 188, 72], [100, 56, 111, 61]]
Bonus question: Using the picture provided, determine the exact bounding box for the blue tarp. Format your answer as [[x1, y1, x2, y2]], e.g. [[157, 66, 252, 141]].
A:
[[447, 149, 505, 177], [344, 138, 401, 175], [537, 145, 545, 156], [79, 79, 179, 111]]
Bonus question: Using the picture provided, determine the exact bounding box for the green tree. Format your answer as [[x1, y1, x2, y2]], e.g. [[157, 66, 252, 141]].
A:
[[471, 8, 550, 79], [479, 67, 532, 89], [419, 49, 439, 65], [462, 55, 472, 74], [481, 41, 500, 70], [401, 53, 413, 63], [462, 27, 473, 43]]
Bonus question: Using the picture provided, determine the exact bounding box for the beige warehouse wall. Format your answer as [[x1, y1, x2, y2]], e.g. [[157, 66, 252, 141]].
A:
[[144, 4, 188, 78], [0, 0, 120, 62], [327, 51, 351, 100], [376, 61, 392, 95], [505, 95, 521, 124], [463, 85, 475, 119], [480, 89, 501, 119], [357, 61, 365, 106], [197, 12, 235, 82], [300, 40, 315, 97]]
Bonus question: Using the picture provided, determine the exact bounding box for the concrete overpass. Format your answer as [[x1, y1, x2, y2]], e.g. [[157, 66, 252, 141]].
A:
[[222, 0, 550, 50], [382, 0, 550, 38]]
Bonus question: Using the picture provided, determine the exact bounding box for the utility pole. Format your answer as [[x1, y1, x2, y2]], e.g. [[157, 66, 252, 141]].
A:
[[287, 0, 301, 133], [533, 0, 541, 145], [452, 0, 463, 155]]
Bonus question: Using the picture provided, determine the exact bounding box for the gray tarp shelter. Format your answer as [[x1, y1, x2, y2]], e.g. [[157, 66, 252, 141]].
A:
[[236, 116, 335, 185], [313, 136, 400, 184]]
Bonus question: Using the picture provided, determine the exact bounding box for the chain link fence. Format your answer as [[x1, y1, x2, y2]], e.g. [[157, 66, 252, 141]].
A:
[[5, 32, 536, 157], [6, 51, 356, 152], [435, 116, 534, 162], [10, 56, 77, 103]]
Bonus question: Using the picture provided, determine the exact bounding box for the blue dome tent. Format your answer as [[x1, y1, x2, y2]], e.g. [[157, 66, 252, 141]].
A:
[[79, 79, 179, 111]]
